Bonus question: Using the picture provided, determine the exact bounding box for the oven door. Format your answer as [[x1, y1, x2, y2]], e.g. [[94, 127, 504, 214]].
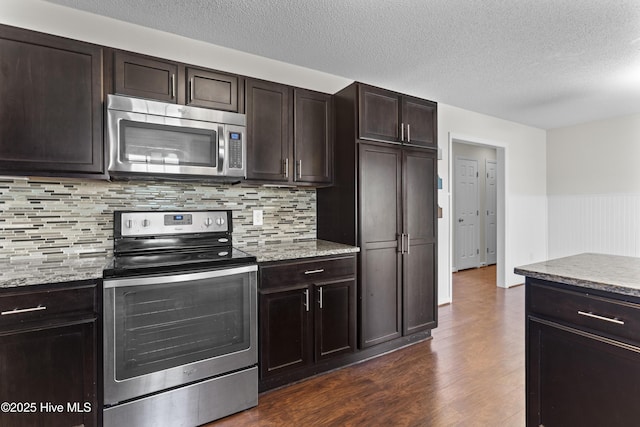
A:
[[103, 264, 257, 405]]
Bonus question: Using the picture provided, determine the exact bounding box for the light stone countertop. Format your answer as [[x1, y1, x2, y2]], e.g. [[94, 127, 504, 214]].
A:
[[0, 240, 360, 288], [514, 253, 640, 298], [0, 255, 109, 288], [239, 239, 360, 263]]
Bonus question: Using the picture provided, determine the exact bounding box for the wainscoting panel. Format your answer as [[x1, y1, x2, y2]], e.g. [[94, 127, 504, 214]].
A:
[[548, 193, 640, 259]]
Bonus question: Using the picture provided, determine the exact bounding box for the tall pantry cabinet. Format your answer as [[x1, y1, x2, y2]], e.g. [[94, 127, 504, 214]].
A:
[[318, 82, 437, 349]]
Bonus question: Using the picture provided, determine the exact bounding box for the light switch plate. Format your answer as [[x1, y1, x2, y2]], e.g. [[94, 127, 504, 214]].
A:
[[253, 209, 263, 226]]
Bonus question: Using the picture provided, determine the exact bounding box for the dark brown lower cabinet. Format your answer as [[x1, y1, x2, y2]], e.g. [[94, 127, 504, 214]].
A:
[[259, 256, 356, 386], [526, 279, 640, 427], [0, 281, 98, 427]]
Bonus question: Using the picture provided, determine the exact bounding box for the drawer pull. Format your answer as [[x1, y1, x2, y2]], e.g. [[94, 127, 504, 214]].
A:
[[304, 269, 325, 275], [1, 305, 47, 316], [578, 310, 625, 325]]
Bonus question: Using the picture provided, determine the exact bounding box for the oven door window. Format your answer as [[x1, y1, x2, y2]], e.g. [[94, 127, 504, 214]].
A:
[[113, 273, 250, 380], [120, 120, 217, 168]]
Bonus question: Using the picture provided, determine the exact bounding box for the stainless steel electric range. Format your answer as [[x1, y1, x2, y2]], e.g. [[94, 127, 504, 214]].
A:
[[102, 210, 257, 427]]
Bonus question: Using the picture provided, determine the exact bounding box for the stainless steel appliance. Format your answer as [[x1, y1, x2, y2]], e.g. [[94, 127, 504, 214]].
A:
[[102, 210, 257, 427], [107, 94, 246, 180]]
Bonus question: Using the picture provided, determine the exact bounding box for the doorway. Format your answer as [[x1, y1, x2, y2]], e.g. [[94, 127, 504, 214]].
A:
[[453, 143, 497, 271], [448, 134, 506, 301]]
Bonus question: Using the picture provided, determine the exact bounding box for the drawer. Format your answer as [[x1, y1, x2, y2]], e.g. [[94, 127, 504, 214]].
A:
[[260, 255, 356, 290], [529, 280, 640, 344], [0, 282, 97, 329]]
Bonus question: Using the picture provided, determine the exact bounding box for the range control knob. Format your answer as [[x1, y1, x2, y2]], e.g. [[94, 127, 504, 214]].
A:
[[142, 219, 150, 227], [215, 217, 225, 226], [125, 219, 133, 228], [204, 217, 214, 227]]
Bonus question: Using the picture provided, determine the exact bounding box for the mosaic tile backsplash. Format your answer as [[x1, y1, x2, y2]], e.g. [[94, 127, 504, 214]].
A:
[[0, 177, 316, 260]]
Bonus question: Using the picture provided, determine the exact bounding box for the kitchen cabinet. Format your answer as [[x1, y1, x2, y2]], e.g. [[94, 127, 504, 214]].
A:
[[294, 88, 333, 184], [318, 81, 437, 350], [246, 78, 333, 185], [258, 255, 356, 384], [246, 79, 292, 182], [0, 280, 98, 427], [358, 83, 437, 148], [526, 278, 640, 427], [0, 24, 104, 178], [358, 144, 437, 346], [112, 50, 244, 112]]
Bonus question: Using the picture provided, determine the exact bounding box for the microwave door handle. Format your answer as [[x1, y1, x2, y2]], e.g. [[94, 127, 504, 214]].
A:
[[218, 125, 225, 173]]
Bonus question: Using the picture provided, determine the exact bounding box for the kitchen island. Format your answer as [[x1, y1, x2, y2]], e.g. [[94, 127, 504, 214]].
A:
[[515, 253, 640, 427]]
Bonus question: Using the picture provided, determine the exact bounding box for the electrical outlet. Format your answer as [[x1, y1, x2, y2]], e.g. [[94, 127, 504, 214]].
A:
[[253, 209, 263, 226]]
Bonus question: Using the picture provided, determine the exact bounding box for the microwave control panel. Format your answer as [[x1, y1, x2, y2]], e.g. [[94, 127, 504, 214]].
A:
[[228, 131, 243, 169]]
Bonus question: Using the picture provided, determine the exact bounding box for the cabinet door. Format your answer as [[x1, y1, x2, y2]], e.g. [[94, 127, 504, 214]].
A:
[[259, 286, 312, 378], [114, 51, 178, 102], [401, 96, 437, 148], [294, 88, 333, 184], [358, 85, 401, 143], [0, 25, 103, 175], [246, 79, 292, 181], [186, 67, 239, 112], [314, 278, 356, 361], [0, 320, 97, 427], [402, 149, 437, 335], [359, 143, 402, 348], [528, 319, 640, 427]]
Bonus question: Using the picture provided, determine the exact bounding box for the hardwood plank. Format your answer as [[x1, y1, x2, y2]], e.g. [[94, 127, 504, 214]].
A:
[[207, 265, 525, 426]]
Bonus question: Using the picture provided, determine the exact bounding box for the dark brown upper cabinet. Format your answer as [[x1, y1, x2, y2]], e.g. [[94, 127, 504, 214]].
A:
[[246, 78, 333, 185], [0, 24, 104, 178], [186, 67, 239, 111], [246, 79, 291, 182], [114, 51, 178, 103], [358, 84, 437, 148], [294, 88, 333, 184], [112, 50, 244, 113]]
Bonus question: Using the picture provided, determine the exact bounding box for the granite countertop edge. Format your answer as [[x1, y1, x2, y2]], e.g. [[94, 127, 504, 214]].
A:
[[515, 253, 640, 298], [0, 240, 361, 288], [240, 239, 360, 263]]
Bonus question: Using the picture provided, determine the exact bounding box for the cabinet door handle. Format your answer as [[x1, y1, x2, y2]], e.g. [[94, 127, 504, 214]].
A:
[[284, 158, 289, 178], [398, 234, 405, 254], [406, 233, 411, 254], [400, 123, 404, 141], [1, 305, 47, 316], [297, 160, 302, 179], [303, 289, 309, 312], [407, 124, 411, 142], [304, 269, 324, 275], [170, 74, 176, 99], [189, 78, 194, 102], [318, 287, 323, 309], [578, 310, 625, 325]]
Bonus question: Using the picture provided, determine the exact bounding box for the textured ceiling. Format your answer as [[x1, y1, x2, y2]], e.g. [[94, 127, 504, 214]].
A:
[[46, 0, 640, 129]]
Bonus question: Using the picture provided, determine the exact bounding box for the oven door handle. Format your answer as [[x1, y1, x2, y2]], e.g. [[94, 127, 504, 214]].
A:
[[103, 264, 257, 289]]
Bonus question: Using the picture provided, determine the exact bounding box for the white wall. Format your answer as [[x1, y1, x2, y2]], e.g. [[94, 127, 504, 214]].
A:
[[547, 113, 640, 258], [438, 104, 547, 304], [1, 0, 549, 306]]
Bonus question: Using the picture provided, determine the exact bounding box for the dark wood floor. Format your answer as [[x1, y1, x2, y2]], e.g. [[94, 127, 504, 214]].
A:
[[209, 265, 525, 426]]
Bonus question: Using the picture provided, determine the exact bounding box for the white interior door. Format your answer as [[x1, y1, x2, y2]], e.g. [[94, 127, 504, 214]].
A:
[[485, 159, 497, 265], [455, 157, 479, 270]]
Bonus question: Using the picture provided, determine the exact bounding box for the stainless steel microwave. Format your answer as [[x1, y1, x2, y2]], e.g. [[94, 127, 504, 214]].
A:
[[107, 94, 246, 180]]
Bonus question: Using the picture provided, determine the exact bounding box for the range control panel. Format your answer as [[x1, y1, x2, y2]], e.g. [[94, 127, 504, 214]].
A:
[[119, 211, 230, 237]]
